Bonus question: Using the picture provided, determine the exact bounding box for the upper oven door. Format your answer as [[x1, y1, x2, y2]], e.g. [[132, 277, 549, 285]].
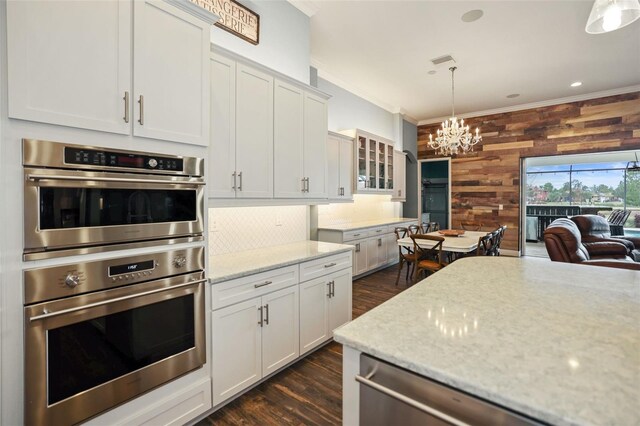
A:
[[24, 168, 205, 253]]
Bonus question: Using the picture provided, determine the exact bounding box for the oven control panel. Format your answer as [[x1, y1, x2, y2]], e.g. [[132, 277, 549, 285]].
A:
[[64, 147, 183, 171]]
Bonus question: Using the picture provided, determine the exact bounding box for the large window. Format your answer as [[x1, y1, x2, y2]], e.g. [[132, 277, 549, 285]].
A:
[[526, 162, 640, 229]]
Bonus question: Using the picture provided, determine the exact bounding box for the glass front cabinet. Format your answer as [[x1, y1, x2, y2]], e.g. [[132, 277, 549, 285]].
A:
[[349, 129, 395, 193]]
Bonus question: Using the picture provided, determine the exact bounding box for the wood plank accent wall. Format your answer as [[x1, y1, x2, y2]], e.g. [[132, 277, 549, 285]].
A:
[[417, 92, 640, 252]]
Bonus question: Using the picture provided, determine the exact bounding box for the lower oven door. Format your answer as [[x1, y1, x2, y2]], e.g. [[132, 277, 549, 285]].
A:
[[24, 273, 206, 426], [24, 168, 205, 255]]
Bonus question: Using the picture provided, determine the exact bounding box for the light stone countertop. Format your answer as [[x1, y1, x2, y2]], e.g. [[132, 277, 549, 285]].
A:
[[333, 257, 640, 426], [209, 240, 353, 284], [318, 217, 418, 232]]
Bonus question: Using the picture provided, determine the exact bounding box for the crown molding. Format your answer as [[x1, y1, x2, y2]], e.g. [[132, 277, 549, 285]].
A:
[[312, 57, 403, 115], [417, 85, 640, 126], [286, 0, 321, 17], [164, 0, 220, 24]]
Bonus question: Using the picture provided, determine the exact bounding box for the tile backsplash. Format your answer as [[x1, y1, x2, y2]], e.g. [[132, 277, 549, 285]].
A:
[[208, 206, 309, 255], [318, 194, 402, 227]]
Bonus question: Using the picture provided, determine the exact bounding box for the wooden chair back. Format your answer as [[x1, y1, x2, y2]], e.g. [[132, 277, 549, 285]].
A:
[[476, 233, 494, 255], [408, 224, 421, 235], [394, 227, 412, 256], [428, 222, 440, 232], [461, 221, 482, 231], [410, 234, 445, 266], [420, 222, 432, 233]]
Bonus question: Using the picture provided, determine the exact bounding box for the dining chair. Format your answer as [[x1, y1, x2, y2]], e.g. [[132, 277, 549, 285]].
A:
[[408, 224, 421, 235], [461, 221, 482, 231], [420, 222, 432, 233], [394, 227, 417, 286], [410, 234, 447, 281], [428, 222, 440, 232], [475, 232, 495, 256], [494, 225, 507, 255]]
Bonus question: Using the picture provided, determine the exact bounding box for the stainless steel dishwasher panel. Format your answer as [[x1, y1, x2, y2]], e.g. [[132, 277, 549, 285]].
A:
[[358, 354, 540, 426]]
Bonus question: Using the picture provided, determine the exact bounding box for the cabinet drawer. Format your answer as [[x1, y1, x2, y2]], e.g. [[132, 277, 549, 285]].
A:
[[299, 252, 353, 283], [343, 229, 370, 241], [370, 226, 388, 236], [212, 265, 298, 310]]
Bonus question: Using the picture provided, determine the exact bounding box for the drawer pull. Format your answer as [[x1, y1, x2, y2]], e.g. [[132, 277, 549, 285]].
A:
[[324, 263, 337, 268], [254, 280, 273, 288], [353, 233, 361, 237]]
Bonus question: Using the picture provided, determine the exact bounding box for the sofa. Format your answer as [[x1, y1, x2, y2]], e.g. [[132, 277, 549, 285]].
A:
[[571, 214, 640, 261], [543, 218, 640, 271]]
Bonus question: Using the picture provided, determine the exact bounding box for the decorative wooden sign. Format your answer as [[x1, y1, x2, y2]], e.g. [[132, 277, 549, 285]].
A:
[[191, 0, 260, 45]]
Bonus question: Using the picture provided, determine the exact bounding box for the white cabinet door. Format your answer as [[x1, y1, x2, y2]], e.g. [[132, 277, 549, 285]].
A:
[[209, 53, 237, 198], [328, 269, 352, 332], [376, 236, 387, 265], [7, 0, 131, 134], [133, 0, 210, 146], [261, 286, 300, 376], [211, 298, 262, 405], [366, 238, 380, 270], [299, 277, 330, 355], [385, 233, 398, 265], [274, 80, 304, 198], [235, 63, 274, 198], [393, 150, 407, 201], [353, 240, 368, 276], [303, 92, 328, 199], [327, 136, 341, 200], [340, 138, 354, 199]]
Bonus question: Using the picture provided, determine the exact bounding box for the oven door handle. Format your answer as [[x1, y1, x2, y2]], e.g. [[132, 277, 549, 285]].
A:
[[26, 174, 206, 186], [29, 278, 207, 322]]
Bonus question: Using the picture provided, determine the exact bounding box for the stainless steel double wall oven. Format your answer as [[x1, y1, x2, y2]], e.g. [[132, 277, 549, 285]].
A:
[[22, 139, 207, 425], [23, 139, 205, 260]]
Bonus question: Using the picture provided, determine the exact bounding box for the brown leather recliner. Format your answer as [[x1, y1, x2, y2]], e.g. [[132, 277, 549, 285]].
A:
[[571, 214, 640, 261], [543, 218, 640, 270]]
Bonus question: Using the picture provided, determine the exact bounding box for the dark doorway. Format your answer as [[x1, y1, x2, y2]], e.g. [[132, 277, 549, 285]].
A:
[[421, 160, 450, 230]]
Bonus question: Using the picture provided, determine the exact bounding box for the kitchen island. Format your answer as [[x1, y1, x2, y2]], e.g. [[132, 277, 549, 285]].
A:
[[334, 257, 640, 425]]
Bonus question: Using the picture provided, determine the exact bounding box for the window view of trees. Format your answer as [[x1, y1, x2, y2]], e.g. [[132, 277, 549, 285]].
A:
[[526, 162, 640, 229]]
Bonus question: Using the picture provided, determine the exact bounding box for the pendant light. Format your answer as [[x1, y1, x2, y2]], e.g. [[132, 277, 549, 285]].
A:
[[585, 0, 640, 34]]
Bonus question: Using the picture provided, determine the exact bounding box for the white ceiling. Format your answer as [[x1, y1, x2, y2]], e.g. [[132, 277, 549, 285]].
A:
[[309, 1, 640, 122]]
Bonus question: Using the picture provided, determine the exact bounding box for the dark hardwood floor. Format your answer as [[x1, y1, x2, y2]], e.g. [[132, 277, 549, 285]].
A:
[[196, 265, 410, 426]]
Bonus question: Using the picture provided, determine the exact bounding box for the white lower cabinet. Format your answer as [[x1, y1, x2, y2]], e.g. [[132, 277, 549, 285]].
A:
[[210, 252, 352, 408], [351, 240, 368, 276], [299, 268, 352, 355], [211, 285, 298, 406]]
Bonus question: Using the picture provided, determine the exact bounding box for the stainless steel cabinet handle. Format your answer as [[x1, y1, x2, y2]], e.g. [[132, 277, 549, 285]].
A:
[[327, 282, 332, 297], [355, 243, 360, 252], [264, 304, 269, 325], [302, 178, 307, 192], [355, 374, 470, 426], [138, 94, 144, 125], [330, 280, 335, 297], [238, 171, 243, 191], [27, 174, 206, 186], [123, 91, 130, 123], [378, 238, 382, 247], [353, 233, 361, 237], [232, 171, 237, 191], [258, 306, 263, 326], [29, 279, 206, 322], [399, 189, 402, 196], [254, 280, 272, 288], [324, 262, 336, 268]]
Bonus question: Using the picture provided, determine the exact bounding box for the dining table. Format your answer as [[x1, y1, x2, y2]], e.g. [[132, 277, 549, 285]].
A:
[[397, 230, 489, 254]]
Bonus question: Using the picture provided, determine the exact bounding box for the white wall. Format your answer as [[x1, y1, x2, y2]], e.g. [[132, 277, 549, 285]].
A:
[[211, 0, 310, 84], [317, 77, 397, 142]]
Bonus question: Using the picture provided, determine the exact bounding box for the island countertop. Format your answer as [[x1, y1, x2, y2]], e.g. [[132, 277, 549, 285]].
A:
[[333, 257, 640, 426], [209, 240, 353, 283]]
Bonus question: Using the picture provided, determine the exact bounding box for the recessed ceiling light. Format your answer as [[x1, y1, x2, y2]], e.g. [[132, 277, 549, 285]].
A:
[[571, 81, 583, 87], [428, 70, 437, 75], [461, 10, 484, 23], [506, 93, 520, 98]]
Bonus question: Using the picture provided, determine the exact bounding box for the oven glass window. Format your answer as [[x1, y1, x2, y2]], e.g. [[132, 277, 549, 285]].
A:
[[47, 294, 195, 405], [39, 188, 197, 229]]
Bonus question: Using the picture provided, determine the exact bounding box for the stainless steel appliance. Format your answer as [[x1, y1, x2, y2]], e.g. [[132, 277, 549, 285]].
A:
[[357, 354, 540, 426], [23, 139, 205, 260], [24, 247, 206, 426]]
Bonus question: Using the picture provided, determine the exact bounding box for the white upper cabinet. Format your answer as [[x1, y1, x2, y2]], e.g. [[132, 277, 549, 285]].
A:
[[348, 129, 395, 194], [209, 53, 237, 198], [7, 0, 214, 145], [235, 63, 274, 198], [303, 92, 328, 199], [209, 48, 330, 202], [133, 0, 211, 146], [327, 133, 353, 201], [274, 80, 305, 198], [7, 0, 132, 134], [392, 150, 407, 201]]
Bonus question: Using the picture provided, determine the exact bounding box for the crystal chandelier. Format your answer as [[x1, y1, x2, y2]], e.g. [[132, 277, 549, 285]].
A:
[[428, 67, 482, 156]]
